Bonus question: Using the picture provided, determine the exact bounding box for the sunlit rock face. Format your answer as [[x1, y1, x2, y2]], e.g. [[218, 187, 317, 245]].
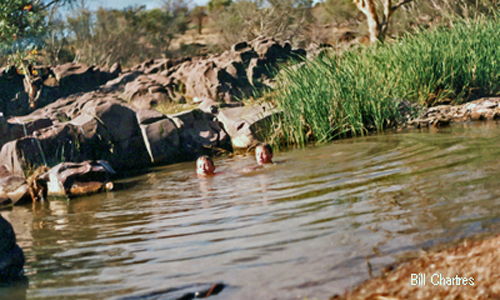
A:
[[217, 103, 281, 149], [38, 160, 116, 198], [0, 164, 29, 206], [0, 214, 25, 284]]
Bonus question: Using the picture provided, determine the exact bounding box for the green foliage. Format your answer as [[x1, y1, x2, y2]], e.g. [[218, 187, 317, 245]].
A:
[[0, 0, 46, 67], [266, 15, 500, 148], [207, 0, 232, 12], [0, 1, 45, 42], [57, 1, 190, 67], [65, 6, 147, 66], [141, 6, 189, 53]]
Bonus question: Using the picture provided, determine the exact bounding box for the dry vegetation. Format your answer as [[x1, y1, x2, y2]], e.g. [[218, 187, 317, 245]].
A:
[[336, 233, 500, 300], [2, 0, 492, 69]]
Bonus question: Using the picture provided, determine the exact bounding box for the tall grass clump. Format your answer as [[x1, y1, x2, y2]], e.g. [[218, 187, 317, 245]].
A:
[[267, 14, 500, 148]]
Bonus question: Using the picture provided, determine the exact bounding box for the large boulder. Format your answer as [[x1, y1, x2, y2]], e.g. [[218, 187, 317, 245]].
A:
[[0, 165, 29, 206], [122, 75, 176, 109], [39, 160, 115, 198], [0, 113, 11, 150], [137, 109, 180, 164], [217, 103, 281, 149], [171, 109, 232, 159], [0, 214, 25, 283], [0, 63, 120, 117]]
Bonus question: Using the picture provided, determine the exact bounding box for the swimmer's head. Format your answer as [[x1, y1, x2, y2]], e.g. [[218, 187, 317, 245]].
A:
[[196, 155, 216, 176], [255, 143, 273, 165]]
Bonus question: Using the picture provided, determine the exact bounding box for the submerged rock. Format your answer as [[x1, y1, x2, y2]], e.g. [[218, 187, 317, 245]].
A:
[[0, 165, 29, 206], [39, 160, 115, 198], [0, 214, 25, 284]]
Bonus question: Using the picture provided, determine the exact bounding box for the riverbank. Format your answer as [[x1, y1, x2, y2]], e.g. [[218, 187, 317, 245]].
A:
[[336, 232, 500, 300]]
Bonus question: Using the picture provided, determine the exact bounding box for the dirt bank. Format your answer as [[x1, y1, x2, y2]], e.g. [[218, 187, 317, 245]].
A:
[[335, 233, 500, 300]]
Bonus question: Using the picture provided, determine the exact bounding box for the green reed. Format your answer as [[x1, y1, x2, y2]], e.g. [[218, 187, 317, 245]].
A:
[[266, 15, 500, 148]]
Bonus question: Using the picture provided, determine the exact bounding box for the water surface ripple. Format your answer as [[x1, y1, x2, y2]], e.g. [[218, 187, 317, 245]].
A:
[[3, 122, 500, 299]]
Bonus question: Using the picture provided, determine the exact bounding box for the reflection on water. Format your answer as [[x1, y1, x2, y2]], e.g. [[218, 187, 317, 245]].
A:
[[3, 121, 500, 299]]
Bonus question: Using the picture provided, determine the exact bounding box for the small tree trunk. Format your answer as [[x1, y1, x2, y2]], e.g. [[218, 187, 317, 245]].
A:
[[198, 18, 203, 34], [353, 0, 380, 43]]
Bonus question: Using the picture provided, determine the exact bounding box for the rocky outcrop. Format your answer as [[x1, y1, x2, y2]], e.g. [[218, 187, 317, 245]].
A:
[[0, 92, 233, 189], [217, 103, 281, 149], [0, 37, 304, 205], [138, 109, 180, 164], [118, 37, 307, 109], [0, 63, 119, 117], [407, 97, 500, 128], [0, 214, 25, 284]]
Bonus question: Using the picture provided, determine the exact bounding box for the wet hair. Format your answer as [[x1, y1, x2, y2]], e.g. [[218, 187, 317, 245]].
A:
[[197, 155, 214, 165], [255, 142, 273, 155]]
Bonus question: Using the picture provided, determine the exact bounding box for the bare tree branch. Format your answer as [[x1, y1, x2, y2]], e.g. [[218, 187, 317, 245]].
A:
[[391, 0, 415, 12]]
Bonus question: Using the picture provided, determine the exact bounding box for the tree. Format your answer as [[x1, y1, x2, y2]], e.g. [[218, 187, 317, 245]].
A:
[[207, 0, 232, 13], [213, 0, 313, 49], [352, 0, 414, 43], [190, 6, 207, 34], [140, 3, 189, 57], [1, 0, 76, 107], [0, 0, 47, 108], [66, 5, 148, 66]]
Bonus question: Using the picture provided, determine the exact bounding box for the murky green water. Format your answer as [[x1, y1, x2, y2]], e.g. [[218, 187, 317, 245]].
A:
[[3, 121, 500, 300]]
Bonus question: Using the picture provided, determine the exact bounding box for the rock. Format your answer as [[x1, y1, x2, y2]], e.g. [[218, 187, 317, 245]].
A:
[[105, 71, 142, 88], [247, 58, 269, 86], [0, 165, 29, 206], [122, 75, 173, 109], [0, 113, 11, 150], [408, 97, 500, 127], [0, 214, 25, 284], [136, 108, 168, 125], [109, 62, 121, 77], [217, 103, 281, 149], [144, 59, 172, 75], [171, 109, 232, 159], [0, 96, 152, 173], [251, 37, 285, 62], [140, 116, 180, 164], [53, 63, 118, 97], [7, 115, 53, 141], [198, 98, 220, 114], [39, 160, 115, 198]]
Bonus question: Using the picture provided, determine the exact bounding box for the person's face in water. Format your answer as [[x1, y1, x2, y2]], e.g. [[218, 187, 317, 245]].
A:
[[197, 158, 215, 176], [255, 146, 273, 165]]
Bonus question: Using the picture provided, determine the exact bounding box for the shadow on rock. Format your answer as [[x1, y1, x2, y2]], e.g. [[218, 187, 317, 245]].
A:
[[0, 215, 27, 286]]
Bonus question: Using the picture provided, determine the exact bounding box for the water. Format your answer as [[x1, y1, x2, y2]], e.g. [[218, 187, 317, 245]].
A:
[[3, 121, 500, 300]]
